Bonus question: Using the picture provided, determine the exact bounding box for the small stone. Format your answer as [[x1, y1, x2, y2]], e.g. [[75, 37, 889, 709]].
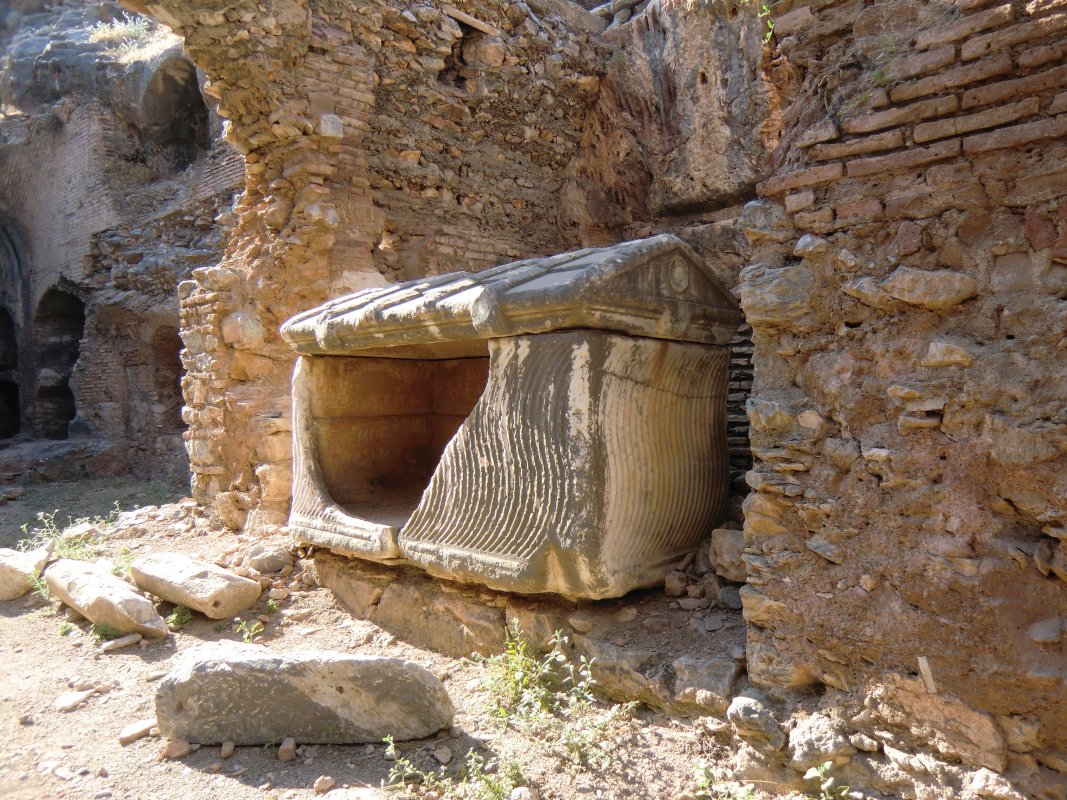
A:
[[704, 613, 724, 632], [615, 607, 637, 623], [567, 611, 596, 633], [18, 714, 33, 725], [709, 529, 746, 582], [267, 587, 290, 601], [245, 543, 294, 574], [850, 733, 880, 752], [119, 717, 157, 745], [313, 775, 336, 794], [678, 597, 709, 611], [278, 737, 297, 762], [717, 586, 743, 610], [664, 570, 687, 597], [220, 741, 235, 759], [100, 633, 142, 652], [921, 341, 972, 367], [162, 739, 191, 759], [432, 746, 452, 764], [793, 234, 829, 256], [55, 689, 96, 712], [510, 788, 540, 800]]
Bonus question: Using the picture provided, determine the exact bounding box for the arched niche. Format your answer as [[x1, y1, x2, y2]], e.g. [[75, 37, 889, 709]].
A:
[[33, 287, 85, 440], [151, 324, 185, 433], [140, 57, 210, 166]]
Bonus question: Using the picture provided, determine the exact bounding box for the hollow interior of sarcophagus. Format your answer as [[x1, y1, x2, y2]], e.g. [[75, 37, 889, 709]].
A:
[[305, 351, 490, 528]]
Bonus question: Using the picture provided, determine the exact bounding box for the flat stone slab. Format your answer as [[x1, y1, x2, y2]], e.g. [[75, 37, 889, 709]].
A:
[[0, 544, 51, 601], [155, 643, 454, 745], [45, 559, 168, 638], [131, 552, 262, 619]]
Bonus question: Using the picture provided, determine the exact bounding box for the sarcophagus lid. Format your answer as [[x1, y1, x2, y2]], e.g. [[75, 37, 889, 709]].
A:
[[281, 234, 742, 599]]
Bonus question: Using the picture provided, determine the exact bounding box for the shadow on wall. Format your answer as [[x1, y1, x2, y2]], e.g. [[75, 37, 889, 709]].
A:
[[33, 287, 84, 440]]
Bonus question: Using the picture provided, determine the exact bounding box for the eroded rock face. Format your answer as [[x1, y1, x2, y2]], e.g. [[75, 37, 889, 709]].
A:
[[45, 559, 168, 638], [130, 553, 262, 619], [155, 643, 454, 745]]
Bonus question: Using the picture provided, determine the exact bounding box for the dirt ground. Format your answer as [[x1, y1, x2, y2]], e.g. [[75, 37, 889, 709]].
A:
[[0, 476, 778, 800]]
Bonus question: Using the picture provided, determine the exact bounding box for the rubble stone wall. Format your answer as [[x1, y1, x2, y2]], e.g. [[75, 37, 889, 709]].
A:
[[121, 0, 606, 529], [742, 0, 1067, 768]]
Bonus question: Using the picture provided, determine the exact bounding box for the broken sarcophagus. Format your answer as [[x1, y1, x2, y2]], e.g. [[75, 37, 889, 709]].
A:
[[280, 234, 742, 599]]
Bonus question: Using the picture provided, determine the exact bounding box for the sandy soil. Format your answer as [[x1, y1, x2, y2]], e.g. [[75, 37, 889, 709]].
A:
[[0, 476, 785, 800]]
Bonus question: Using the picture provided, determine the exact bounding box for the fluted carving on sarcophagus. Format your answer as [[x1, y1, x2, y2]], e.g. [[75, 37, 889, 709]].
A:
[[281, 234, 742, 599]]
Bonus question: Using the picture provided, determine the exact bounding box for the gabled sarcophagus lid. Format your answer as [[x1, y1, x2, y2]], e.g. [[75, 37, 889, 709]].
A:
[[281, 234, 742, 599]]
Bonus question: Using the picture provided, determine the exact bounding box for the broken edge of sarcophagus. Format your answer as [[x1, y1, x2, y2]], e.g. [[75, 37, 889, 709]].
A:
[[280, 234, 743, 599]]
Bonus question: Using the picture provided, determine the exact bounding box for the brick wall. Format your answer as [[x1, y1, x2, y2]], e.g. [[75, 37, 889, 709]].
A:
[[740, 0, 1067, 772]]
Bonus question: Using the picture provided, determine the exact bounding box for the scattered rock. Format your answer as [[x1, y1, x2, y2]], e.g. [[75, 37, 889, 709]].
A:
[[245, 542, 294, 574], [131, 552, 262, 619], [510, 788, 540, 800], [278, 737, 297, 762], [155, 643, 454, 744], [55, 688, 97, 712], [119, 717, 158, 746], [717, 585, 743, 610], [727, 691, 786, 753], [664, 570, 687, 597], [45, 559, 168, 638], [220, 741, 235, 759], [615, 607, 637, 623], [0, 544, 52, 601], [100, 632, 142, 652], [313, 775, 336, 794], [62, 521, 104, 543], [162, 739, 191, 759], [788, 713, 856, 770], [672, 656, 741, 714], [709, 529, 746, 582], [432, 745, 452, 764], [849, 732, 880, 752]]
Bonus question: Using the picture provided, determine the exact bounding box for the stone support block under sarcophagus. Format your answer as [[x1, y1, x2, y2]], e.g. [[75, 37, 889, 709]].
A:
[[280, 234, 743, 599]]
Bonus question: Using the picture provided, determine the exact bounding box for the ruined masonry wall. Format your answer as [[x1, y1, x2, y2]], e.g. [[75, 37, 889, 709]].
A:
[[121, 0, 605, 529], [742, 0, 1067, 769]]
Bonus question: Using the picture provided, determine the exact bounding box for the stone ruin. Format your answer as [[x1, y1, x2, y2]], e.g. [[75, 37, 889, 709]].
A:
[[282, 234, 741, 597], [2, 0, 1066, 793]]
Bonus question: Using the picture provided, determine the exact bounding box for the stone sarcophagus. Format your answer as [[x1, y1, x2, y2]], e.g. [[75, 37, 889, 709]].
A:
[[280, 234, 742, 599]]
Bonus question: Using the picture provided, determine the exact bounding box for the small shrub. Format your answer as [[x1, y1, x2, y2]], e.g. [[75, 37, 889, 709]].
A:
[[58, 622, 75, 636], [165, 605, 193, 629], [475, 628, 634, 771], [694, 761, 757, 800], [263, 598, 279, 614], [805, 761, 849, 800], [234, 619, 264, 643], [88, 13, 151, 45], [91, 623, 122, 642]]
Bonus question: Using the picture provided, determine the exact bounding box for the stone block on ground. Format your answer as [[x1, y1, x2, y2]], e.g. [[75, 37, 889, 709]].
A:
[[44, 559, 167, 638], [155, 643, 454, 745], [130, 552, 262, 619], [0, 543, 52, 601], [244, 541, 294, 574]]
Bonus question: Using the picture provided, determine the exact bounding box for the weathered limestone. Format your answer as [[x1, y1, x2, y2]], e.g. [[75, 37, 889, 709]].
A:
[[155, 643, 454, 745], [283, 235, 742, 599], [45, 559, 168, 638], [130, 553, 262, 619], [0, 544, 51, 601]]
